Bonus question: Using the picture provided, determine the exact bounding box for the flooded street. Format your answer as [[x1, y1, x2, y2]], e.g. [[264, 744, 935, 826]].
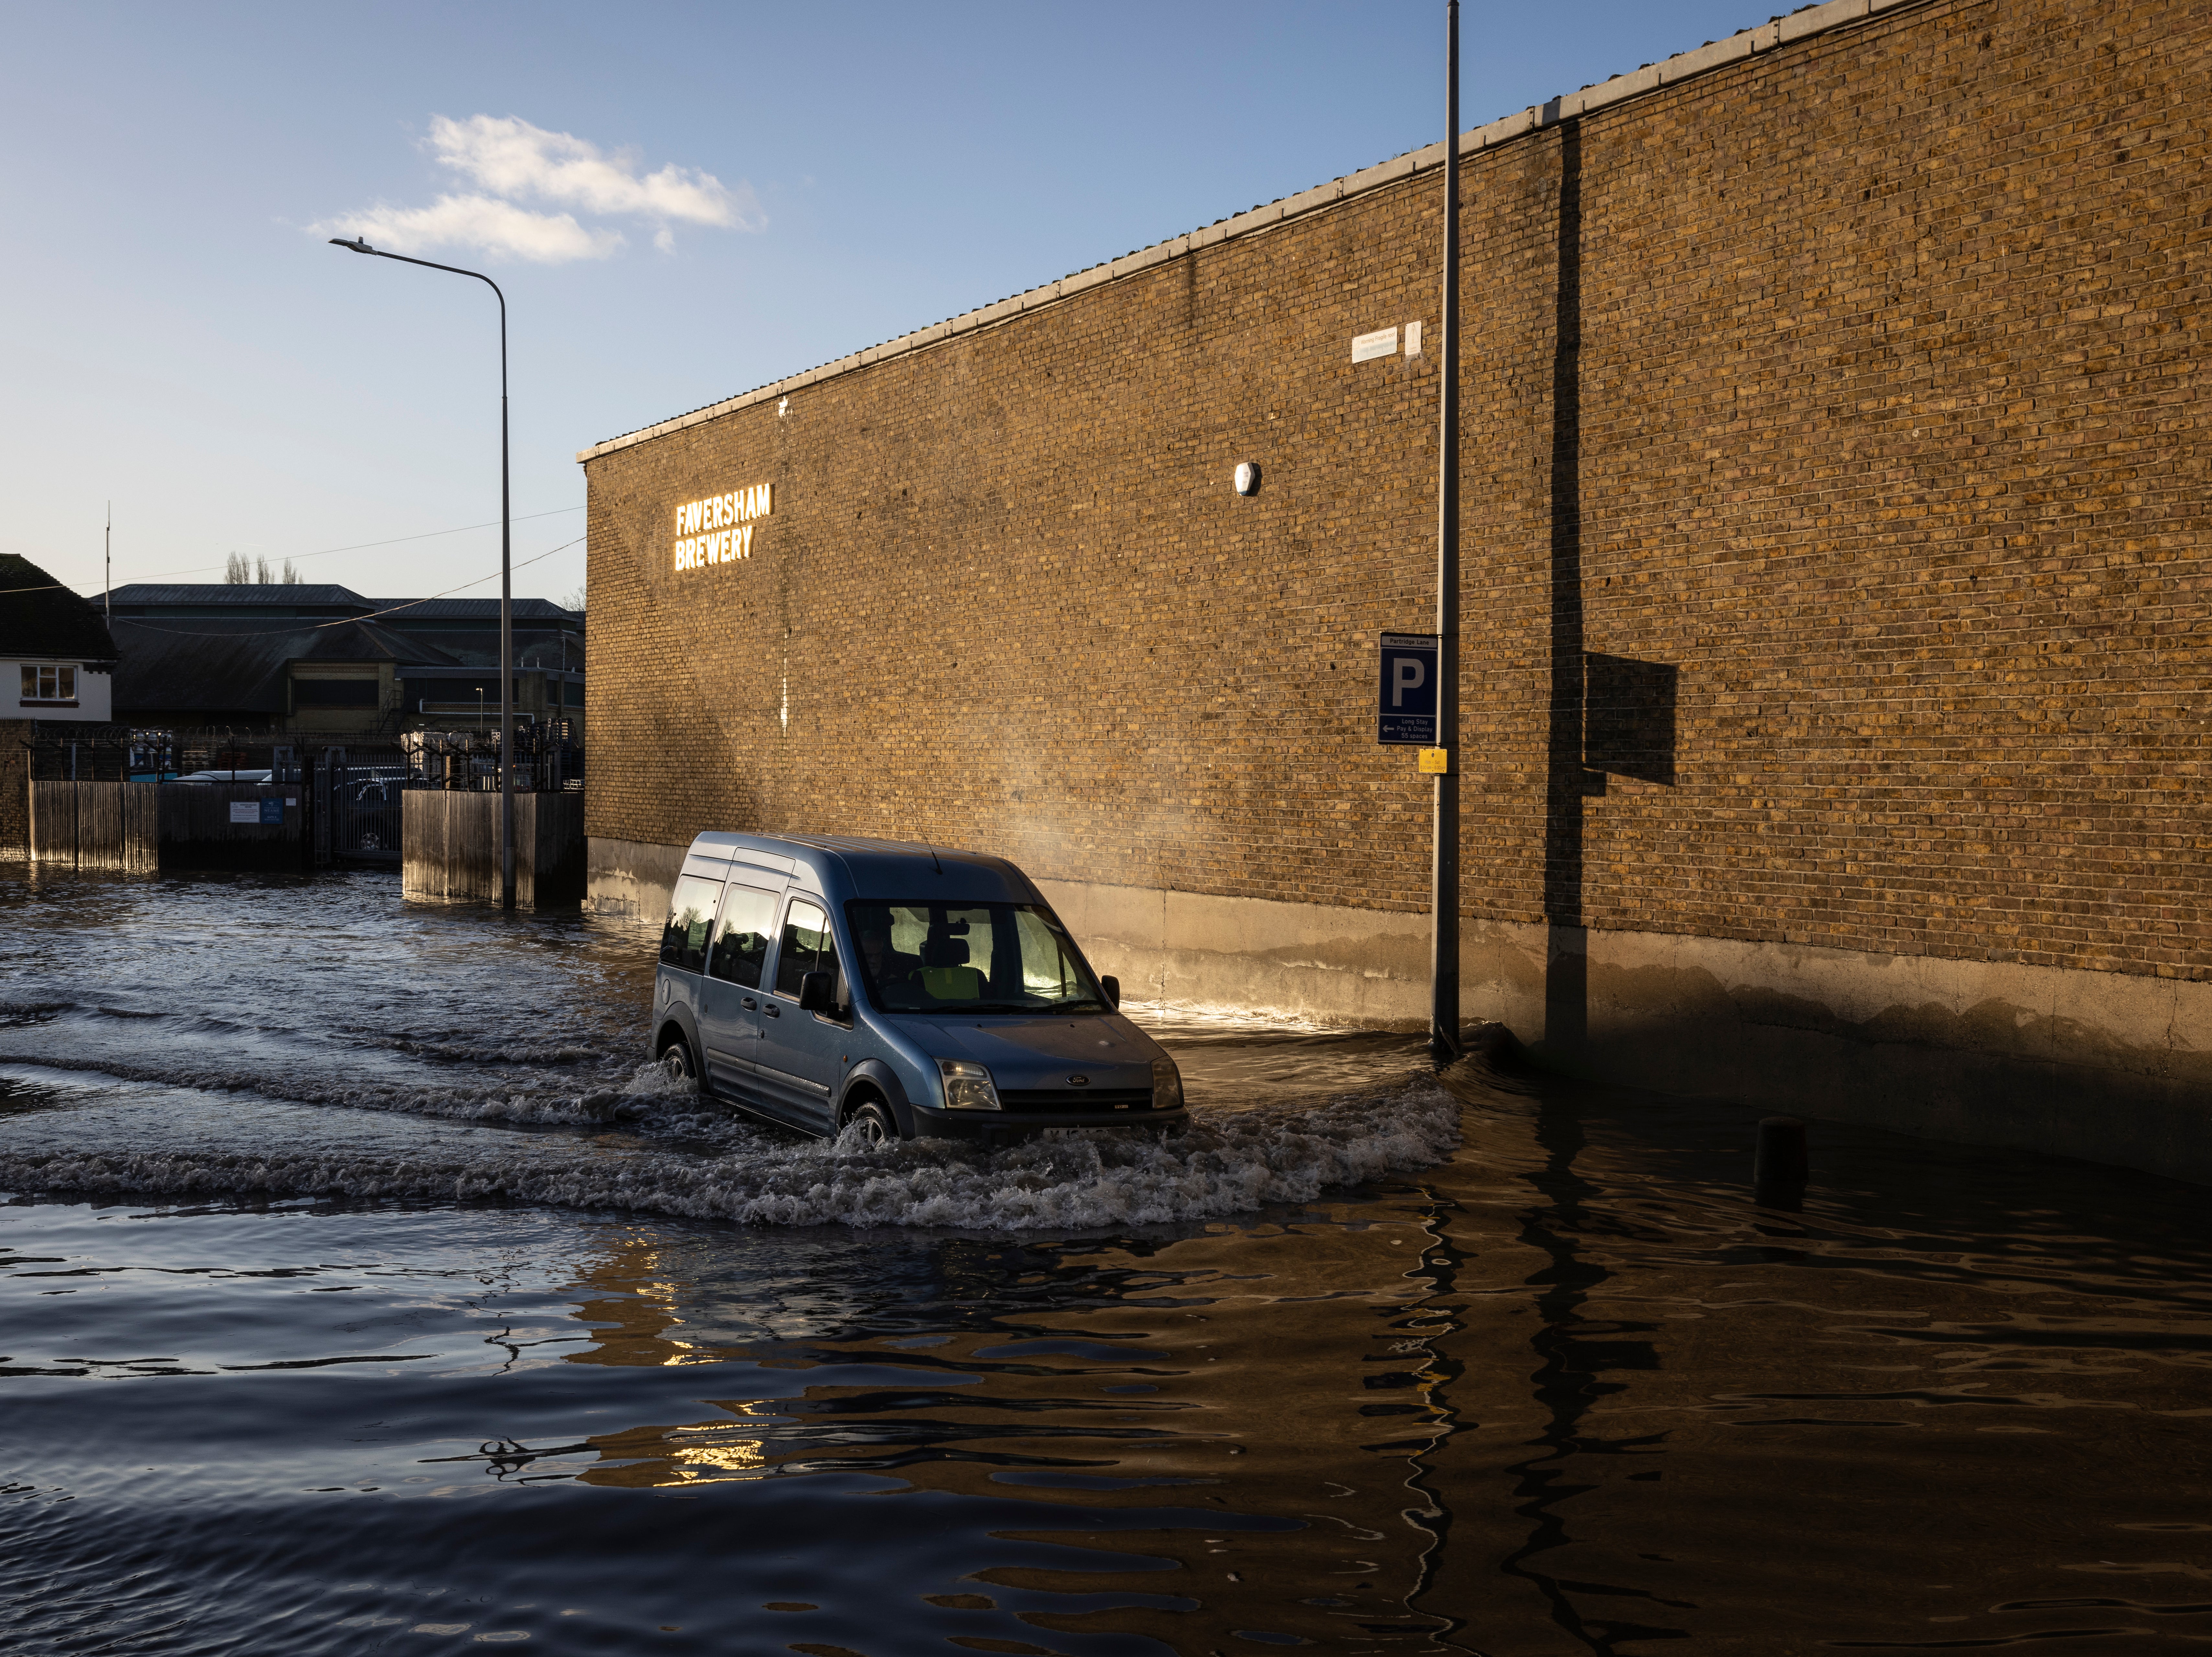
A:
[[3, 872, 2210, 1654]]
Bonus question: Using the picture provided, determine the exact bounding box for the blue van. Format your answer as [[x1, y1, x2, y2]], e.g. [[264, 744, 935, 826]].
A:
[[650, 832, 1186, 1145]]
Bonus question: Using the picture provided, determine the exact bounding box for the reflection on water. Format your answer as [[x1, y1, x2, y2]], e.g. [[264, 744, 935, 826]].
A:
[[2, 870, 2210, 1652]]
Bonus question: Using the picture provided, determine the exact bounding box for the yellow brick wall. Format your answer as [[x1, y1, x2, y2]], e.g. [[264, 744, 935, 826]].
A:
[[586, 0, 2212, 982]]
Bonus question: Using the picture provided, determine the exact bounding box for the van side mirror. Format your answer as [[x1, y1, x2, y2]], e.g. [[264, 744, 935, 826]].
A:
[[1100, 975, 1120, 1009], [798, 971, 835, 1014]]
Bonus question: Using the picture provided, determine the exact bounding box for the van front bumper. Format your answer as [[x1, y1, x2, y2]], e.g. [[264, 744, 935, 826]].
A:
[[910, 1103, 1188, 1142]]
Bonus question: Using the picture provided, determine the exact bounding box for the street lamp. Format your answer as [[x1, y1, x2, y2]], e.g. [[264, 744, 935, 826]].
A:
[[329, 234, 516, 911], [1432, 1, 1463, 1060]]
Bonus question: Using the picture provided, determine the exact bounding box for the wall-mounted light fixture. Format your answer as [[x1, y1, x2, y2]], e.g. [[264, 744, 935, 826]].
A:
[[1233, 461, 1262, 497]]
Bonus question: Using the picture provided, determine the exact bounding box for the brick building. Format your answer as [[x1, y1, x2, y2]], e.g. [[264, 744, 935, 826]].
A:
[[579, 0, 2212, 1179]]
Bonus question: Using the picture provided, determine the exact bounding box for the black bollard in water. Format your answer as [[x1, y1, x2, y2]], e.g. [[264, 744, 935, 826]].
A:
[[1753, 1116, 1809, 1209]]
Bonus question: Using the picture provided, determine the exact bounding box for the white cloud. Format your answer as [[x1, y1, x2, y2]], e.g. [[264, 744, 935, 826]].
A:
[[312, 116, 760, 264], [312, 194, 622, 264], [427, 115, 764, 236]]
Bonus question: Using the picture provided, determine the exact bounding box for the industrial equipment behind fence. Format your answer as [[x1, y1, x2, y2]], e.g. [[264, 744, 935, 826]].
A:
[[24, 723, 583, 871]]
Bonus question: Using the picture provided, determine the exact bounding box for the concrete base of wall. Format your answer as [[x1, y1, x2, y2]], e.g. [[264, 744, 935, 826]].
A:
[[586, 835, 2212, 1185], [584, 834, 687, 925], [1041, 877, 1435, 1029]]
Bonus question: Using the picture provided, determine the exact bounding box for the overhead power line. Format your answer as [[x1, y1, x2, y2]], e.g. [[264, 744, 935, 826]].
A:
[[0, 504, 584, 596], [92, 537, 587, 639]]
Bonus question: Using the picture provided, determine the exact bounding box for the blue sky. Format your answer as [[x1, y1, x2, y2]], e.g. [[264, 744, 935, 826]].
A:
[[3, 1, 1767, 606]]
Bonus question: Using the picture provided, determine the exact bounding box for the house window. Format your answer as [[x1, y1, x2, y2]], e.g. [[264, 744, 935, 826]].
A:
[[21, 665, 77, 706]]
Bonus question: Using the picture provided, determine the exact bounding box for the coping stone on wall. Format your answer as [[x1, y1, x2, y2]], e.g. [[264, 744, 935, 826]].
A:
[[577, 0, 1931, 464]]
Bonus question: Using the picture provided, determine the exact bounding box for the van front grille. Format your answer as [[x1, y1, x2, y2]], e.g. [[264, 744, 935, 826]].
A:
[[996, 1087, 1154, 1114]]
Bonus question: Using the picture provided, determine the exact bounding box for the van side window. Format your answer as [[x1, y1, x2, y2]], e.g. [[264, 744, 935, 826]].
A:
[[774, 899, 838, 999], [660, 875, 725, 973], [707, 884, 778, 988]]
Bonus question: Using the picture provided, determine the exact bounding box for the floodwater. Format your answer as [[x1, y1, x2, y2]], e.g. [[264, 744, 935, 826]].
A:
[[2, 872, 2209, 1655]]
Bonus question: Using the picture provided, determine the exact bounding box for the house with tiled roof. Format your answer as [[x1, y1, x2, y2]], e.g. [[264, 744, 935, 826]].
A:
[[0, 554, 119, 722]]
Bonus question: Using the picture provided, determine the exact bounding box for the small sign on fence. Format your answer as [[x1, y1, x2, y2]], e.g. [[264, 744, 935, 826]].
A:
[[228, 801, 257, 824]]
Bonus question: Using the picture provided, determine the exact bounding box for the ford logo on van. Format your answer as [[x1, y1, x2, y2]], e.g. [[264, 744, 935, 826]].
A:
[[1067, 1075, 1089, 1087]]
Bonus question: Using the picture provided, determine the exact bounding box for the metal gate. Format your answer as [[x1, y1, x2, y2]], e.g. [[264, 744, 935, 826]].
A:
[[313, 747, 413, 865]]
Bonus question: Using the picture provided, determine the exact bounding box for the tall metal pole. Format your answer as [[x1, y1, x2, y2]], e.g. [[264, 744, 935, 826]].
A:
[[1431, 0, 1462, 1060], [497, 296, 514, 913], [104, 502, 111, 621], [328, 236, 516, 910]]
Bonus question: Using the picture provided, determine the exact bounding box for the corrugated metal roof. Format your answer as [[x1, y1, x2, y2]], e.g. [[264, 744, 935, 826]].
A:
[[110, 619, 296, 715], [108, 583, 371, 608], [365, 598, 582, 621], [102, 586, 581, 630], [109, 617, 468, 718]]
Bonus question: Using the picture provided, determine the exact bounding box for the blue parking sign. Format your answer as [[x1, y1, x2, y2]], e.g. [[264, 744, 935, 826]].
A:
[[259, 798, 285, 825], [1377, 633, 1439, 745]]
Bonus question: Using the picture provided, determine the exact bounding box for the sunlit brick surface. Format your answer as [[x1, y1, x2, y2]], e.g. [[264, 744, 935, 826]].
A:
[[587, 0, 2211, 982]]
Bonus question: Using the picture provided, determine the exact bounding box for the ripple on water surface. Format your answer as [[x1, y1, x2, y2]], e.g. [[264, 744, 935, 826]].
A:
[[3, 869, 2212, 1652]]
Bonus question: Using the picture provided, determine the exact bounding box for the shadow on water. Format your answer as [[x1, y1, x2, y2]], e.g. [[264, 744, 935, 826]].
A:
[[3, 871, 2212, 1652], [1497, 1087, 1678, 1654]]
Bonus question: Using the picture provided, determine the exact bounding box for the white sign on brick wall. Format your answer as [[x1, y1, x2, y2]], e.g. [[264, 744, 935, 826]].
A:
[[1351, 326, 1398, 363]]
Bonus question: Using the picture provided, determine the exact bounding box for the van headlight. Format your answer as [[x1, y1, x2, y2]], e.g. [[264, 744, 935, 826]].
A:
[[936, 1059, 1002, 1111], [1151, 1057, 1184, 1110]]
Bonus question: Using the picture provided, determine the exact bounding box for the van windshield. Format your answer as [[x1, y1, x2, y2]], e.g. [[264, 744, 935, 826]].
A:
[[845, 902, 1111, 1015]]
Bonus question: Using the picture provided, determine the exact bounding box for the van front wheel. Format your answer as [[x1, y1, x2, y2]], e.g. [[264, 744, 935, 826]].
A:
[[657, 1034, 697, 1087], [846, 1101, 899, 1149]]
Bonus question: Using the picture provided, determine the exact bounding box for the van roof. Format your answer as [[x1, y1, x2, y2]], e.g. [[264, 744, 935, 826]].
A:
[[684, 831, 1040, 905]]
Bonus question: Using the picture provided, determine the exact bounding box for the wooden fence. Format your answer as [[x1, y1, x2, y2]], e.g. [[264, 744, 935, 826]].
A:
[[26, 779, 583, 895], [29, 781, 159, 872], [28, 780, 306, 872], [403, 790, 584, 909]]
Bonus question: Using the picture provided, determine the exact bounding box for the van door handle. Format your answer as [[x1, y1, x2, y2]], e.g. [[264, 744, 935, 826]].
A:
[[741, 997, 756, 1010], [763, 1004, 780, 1018]]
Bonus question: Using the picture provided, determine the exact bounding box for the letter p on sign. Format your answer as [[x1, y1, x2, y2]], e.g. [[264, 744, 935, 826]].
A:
[[1376, 633, 1440, 746]]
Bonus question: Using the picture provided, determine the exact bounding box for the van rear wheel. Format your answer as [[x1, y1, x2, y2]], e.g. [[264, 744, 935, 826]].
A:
[[657, 1033, 696, 1086], [846, 1100, 899, 1148]]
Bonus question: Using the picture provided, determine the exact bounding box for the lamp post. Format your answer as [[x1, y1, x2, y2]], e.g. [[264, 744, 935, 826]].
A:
[[1432, 0, 1462, 1060], [329, 235, 515, 911]]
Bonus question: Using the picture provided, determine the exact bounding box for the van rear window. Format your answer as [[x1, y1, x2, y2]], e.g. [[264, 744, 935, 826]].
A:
[[661, 875, 724, 973], [707, 884, 778, 988]]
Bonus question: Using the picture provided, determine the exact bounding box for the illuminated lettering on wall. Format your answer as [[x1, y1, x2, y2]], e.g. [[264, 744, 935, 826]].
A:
[[672, 482, 773, 572]]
